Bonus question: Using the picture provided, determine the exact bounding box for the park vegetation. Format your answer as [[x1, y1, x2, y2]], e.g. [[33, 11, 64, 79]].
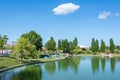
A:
[[0, 30, 120, 66]]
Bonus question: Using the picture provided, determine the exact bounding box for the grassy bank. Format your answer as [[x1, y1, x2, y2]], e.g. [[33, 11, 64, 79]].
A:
[[1, 53, 120, 70], [0, 56, 65, 70], [0, 57, 19, 69]]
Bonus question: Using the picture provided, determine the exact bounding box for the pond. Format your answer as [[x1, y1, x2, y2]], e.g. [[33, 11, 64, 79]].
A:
[[0, 56, 120, 80]]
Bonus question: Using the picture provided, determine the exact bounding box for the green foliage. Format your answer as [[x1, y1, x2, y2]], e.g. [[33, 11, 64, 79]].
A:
[[116, 45, 120, 50], [0, 39, 3, 50], [61, 39, 69, 53], [110, 38, 115, 53], [105, 46, 109, 50], [45, 37, 56, 51], [2, 35, 8, 45], [114, 49, 120, 53], [96, 39, 99, 52], [91, 38, 96, 52], [100, 39, 105, 52], [73, 37, 78, 48], [0, 34, 8, 50], [68, 41, 74, 52], [73, 46, 82, 54], [58, 39, 62, 50], [21, 31, 42, 50], [57, 37, 79, 53], [105, 50, 110, 54], [91, 38, 99, 53], [13, 37, 37, 59]]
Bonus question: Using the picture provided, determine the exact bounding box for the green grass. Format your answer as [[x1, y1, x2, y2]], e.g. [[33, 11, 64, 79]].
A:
[[0, 57, 19, 69]]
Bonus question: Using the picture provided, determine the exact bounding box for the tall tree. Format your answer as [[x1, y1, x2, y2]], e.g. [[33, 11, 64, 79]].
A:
[[73, 37, 78, 48], [91, 38, 96, 52], [2, 35, 8, 45], [61, 39, 69, 53], [21, 31, 42, 50], [100, 39, 105, 52], [58, 39, 62, 50], [0, 39, 3, 54], [0, 34, 8, 54], [13, 37, 36, 63], [45, 37, 56, 51], [96, 39, 99, 52], [110, 38, 115, 53], [68, 41, 74, 52]]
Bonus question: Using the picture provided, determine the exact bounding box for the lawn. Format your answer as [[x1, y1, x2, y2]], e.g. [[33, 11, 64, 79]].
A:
[[0, 57, 19, 69]]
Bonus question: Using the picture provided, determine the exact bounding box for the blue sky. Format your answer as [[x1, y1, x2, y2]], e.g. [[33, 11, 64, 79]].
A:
[[0, 0, 120, 46]]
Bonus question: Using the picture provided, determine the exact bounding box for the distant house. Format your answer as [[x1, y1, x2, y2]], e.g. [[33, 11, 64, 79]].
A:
[[79, 45, 89, 51], [0, 50, 12, 56]]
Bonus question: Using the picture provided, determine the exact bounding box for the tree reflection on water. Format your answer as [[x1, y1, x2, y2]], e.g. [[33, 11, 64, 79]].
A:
[[58, 56, 81, 73], [10, 65, 42, 80], [91, 56, 117, 74]]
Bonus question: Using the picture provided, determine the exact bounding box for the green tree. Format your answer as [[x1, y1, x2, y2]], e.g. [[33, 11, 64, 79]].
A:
[[68, 41, 74, 53], [61, 39, 69, 53], [100, 39, 105, 52], [45, 37, 56, 51], [91, 38, 96, 52], [96, 39, 99, 52], [58, 39, 62, 50], [0, 39, 3, 54], [2, 35, 8, 45], [73, 37, 78, 48], [13, 37, 36, 63], [21, 31, 42, 50], [73, 46, 82, 54], [116, 45, 120, 50], [110, 38, 115, 53], [91, 38, 100, 53], [0, 34, 8, 54]]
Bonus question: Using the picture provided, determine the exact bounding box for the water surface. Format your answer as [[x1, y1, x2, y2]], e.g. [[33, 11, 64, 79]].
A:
[[0, 56, 120, 80]]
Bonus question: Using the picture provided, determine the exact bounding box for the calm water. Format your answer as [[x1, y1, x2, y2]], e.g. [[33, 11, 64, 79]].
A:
[[0, 56, 120, 80]]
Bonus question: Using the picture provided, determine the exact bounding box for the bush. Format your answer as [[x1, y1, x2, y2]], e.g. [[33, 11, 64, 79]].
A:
[[105, 50, 110, 54], [115, 49, 120, 53]]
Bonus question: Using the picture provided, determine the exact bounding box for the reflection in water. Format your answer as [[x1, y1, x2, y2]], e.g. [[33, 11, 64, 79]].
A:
[[91, 56, 117, 74], [101, 57, 106, 72], [91, 57, 100, 74], [44, 62, 56, 74], [58, 57, 81, 73], [110, 57, 116, 73], [10, 65, 42, 80], [1, 56, 120, 80]]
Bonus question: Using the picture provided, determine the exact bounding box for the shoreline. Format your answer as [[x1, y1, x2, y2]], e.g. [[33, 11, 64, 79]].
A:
[[1, 54, 120, 73], [0, 57, 65, 73]]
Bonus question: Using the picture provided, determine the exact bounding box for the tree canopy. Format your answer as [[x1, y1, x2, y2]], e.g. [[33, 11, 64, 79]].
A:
[[110, 38, 115, 53], [13, 37, 36, 59], [21, 31, 42, 50], [73, 37, 78, 48], [58, 39, 62, 50], [0, 39, 3, 50], [45, 37, 56, 51], [0, 34, 8, 52], [100, 39, 105, 52], [91, 38, 99, 53]]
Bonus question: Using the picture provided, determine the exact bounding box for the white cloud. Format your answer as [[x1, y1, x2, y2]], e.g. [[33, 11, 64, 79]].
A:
[[53, 3, 80, 15], [98, 11, 111, 19], [115, 13, 120, 16]]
